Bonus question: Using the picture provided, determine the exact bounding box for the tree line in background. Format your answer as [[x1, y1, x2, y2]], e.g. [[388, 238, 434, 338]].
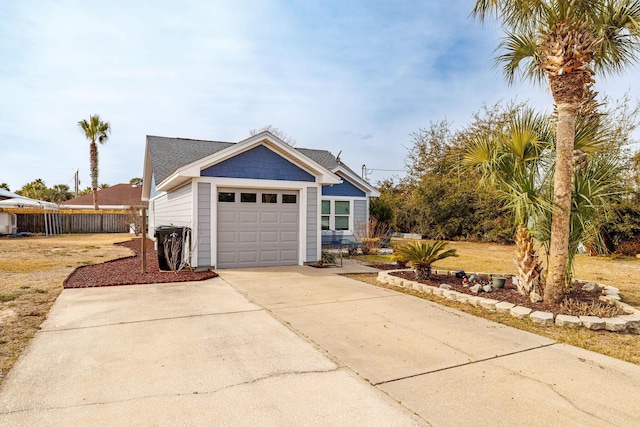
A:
[[0, 178, 143, 204], [371, 96, 640, 257]]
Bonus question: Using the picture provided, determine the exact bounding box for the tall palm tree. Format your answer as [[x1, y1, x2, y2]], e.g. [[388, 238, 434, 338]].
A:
[[472, 0, 640, 303], [463, 108, 553, 299], [78, 115, 111, 210]]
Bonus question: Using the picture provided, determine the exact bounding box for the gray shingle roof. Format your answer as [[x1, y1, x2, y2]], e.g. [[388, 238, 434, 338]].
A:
[[147, 136, 233, 184], [147, 135, 362, 186]]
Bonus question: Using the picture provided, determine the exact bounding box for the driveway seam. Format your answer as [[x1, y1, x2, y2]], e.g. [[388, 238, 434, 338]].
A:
[[260, 294, 402, 311], [372, 342, 558, 386]]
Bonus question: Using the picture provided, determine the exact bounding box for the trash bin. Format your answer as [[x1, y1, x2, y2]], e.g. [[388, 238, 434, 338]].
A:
[[155, 226, 191, 271]]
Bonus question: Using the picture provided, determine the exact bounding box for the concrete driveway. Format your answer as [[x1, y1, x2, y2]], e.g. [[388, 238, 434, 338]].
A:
[[2, 263, 640, 426]]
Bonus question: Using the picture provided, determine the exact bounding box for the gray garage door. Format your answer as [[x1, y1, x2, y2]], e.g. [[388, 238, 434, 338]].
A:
[[217, 188, 299, 268]]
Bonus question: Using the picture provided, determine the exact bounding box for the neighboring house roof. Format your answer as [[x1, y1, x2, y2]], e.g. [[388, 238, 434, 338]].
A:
[[143, 132, 379, 198], [0, 189, 58, 209], [61, 184, 146, 209]]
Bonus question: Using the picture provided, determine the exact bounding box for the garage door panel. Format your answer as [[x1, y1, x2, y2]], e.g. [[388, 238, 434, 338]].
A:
[[239, 231, 258, 243], [217, 189, 299, 268], [260, 251, 278, 262], [238, 251, 258, 263], [281, 231, 298, 243], [239, 212, 258, 223], [281, 212, 298, 224], [218, 211, 237, 224], [281, 250, 298, 263], [260, 212, 278, 223], [260, 231, 278, 243], [218, 231, 236, 243], [218, 251, 236, 265]]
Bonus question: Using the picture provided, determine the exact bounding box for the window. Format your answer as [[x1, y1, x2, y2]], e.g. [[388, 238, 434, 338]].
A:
[[334, 201, 350, 231], [241, 193, 257, 203], [321, 200, 350, 231], [282, 194, 297, 204], [321, 200, 330, 230], [218, 192, 235, 202], [262, 193, 277, 203]]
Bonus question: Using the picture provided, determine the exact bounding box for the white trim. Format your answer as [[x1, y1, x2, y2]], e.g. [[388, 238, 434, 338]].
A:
[[332, 166, 380, 197], [206, 179, 322, 267], [299, 187, 307, 264], [315, 185, 322, 260], [320, 196, 366, 235], [191, 181, 199, 267], [211, 182, 217, 268]]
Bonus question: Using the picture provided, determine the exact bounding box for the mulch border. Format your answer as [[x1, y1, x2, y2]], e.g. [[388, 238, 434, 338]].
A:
[[63, 238, 218, 288]]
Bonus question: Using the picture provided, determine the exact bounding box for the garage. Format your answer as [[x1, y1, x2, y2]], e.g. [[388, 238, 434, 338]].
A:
[[216, 188, 299, 268]]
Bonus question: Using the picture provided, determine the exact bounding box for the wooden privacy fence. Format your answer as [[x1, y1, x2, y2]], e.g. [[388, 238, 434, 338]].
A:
[[2, 208, 138, 234]]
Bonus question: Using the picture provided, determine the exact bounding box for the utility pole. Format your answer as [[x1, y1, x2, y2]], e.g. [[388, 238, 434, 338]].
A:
[[74, 169, 79, 197]]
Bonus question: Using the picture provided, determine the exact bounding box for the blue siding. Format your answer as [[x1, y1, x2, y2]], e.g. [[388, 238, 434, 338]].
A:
[[201, 145, 314, 182], [322, 176, 366, 197]]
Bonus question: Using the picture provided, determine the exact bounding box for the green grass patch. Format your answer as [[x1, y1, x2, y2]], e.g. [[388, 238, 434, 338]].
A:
[[35, 289, 47, 294], [355, 254, 393, 264], [0, 294, 18, 302]]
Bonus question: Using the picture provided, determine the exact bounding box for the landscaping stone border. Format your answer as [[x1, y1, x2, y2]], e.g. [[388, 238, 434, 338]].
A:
[[377, 269, 640, 334]]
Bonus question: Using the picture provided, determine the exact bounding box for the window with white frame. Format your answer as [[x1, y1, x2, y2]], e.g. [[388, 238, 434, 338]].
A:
[[321, 199, 350, 231]]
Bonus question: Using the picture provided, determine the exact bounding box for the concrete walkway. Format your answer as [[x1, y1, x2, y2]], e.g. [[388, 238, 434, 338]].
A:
[[2, 263, 640, 426]]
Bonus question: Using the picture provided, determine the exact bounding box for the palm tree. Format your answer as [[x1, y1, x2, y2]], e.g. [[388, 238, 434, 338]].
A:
[[50, 184, 73, 204], [392, 241, 458, 281], [78, 114, 111, 210], [463, 107, 553, 299], [18, 179, 51, 201], [472, 0, 640, 303]]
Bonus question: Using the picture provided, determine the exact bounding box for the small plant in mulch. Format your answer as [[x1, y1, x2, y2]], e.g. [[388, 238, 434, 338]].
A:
[[311, 251, 338, 268], [560, 298, 624, 317]]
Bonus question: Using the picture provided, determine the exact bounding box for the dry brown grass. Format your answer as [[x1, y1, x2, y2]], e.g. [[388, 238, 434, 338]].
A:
[[0, 234, 133, 384], [391, 239, 640, 309], [345, 273, 640, 366]]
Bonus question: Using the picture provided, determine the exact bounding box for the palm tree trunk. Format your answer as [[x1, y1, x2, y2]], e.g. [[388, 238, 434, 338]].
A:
[[545, 102, 577, 303], [90, 141, 99, 210]]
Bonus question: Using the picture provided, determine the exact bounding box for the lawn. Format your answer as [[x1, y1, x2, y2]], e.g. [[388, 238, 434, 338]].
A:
[[0, 233, 133, 384]]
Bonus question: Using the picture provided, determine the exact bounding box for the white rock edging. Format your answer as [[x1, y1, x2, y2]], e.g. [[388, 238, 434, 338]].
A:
[[376, 269, 639, 334]]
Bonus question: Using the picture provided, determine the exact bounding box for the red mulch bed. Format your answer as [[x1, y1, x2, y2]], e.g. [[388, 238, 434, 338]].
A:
[[64, 238, 218, 288], [389, 270, 609, 317]]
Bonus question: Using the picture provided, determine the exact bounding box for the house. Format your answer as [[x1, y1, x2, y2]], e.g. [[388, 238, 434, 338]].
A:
[[61, 183, 146, 210], [0, 189, 58, 234], [142, 131, 379, 269]]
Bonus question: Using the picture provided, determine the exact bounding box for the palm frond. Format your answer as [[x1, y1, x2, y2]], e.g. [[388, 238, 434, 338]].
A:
[[496, 31, 545, 85]]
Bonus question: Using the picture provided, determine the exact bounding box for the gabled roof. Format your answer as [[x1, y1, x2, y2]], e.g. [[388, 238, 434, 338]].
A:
[[62, 184, 145, 208], [142, 132, 379, 198]]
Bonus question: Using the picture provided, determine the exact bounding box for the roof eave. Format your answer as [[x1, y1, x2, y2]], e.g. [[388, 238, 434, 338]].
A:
[[332, 166, 380, 197]]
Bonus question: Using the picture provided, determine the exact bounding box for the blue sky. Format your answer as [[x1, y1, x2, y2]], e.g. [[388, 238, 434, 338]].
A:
[[1, 0, 638, 192]]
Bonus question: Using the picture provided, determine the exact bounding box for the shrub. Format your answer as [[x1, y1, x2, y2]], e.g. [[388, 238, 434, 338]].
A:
[[392, 241, 458, 280], [615, 240, 640, 256]]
